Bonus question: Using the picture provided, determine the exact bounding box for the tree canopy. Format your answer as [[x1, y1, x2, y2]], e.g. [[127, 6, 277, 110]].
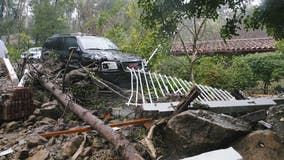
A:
[[138, 0, 248, 39], [245, 0, 284, 40], [138, 0, 284, 40]]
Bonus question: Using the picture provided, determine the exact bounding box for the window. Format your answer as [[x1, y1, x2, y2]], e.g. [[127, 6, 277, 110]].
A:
[[43, 38, 54, 50], [53, 37, 64, 51], [64, 37, 78, 51]]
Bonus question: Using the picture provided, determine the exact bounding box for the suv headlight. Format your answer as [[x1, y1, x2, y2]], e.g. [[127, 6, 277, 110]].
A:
[[101, 61, 118, 70]]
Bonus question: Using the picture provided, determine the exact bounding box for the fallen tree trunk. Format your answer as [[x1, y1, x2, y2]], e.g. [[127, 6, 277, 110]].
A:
[[38, 76, 143, 160]]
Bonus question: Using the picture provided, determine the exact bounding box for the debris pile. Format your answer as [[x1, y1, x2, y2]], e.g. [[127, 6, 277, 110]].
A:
[[0, 58, 284, 160]]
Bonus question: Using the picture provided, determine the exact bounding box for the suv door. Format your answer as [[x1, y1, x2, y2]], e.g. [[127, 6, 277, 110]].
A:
[[63, 37, 80, 65], [42, 38, 55, 60], [53, 37, 66, 60]]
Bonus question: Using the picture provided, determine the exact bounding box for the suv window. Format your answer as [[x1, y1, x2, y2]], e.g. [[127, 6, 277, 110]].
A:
[[64, 37, 78, 52], [53, 37, 64, 51], [43, 38, 53, 50]]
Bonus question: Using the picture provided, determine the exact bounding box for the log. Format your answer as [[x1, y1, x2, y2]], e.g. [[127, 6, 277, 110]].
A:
[[38, 77, 143, 160]]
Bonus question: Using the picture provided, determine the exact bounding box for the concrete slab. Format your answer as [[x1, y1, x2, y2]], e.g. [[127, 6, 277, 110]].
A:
[[201, 98, 276, 114], [142, 102, 179, 112], [181, 147, 242, 160]]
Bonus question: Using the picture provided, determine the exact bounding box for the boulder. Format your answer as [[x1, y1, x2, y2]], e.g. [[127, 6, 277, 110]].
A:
[[233, 130, 284, 160], [165, 109, 251, 159], [266, 104, 284, 142]]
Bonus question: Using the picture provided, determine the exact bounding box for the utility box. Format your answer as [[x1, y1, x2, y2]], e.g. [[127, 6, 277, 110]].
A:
[[0, 87, 34, 121]]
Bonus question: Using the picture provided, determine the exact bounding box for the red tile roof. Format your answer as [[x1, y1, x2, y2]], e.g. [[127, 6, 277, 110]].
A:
[[171, 37, 276, 55]]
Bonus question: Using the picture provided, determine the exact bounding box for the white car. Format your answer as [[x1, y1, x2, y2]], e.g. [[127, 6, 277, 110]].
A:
[[21, 47, 42, 59]]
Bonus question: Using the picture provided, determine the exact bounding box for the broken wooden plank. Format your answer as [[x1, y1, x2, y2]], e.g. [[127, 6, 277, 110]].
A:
[[174, 86, 200, 115], [39, 118, 152, 138], [2, 58, 19, 85], [18, 69, 29, 87], [37, 77, 143, 160]]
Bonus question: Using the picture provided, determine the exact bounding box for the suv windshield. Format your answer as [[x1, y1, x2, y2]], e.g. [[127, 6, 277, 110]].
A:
[[79, 36, 119, 50]]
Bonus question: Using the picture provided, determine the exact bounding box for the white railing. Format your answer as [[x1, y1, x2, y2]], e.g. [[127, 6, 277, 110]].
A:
[[126, 68, 235, 106]]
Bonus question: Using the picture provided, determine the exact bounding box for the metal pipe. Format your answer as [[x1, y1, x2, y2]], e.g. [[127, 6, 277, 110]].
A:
[[154, 72, 165, 97], [127, 67, 134, 105], [149, 72, 159, 100], [159, 74, 170, 94], [143, 69, 153, 103]]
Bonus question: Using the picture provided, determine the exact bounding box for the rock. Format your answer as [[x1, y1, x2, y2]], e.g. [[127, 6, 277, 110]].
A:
[[41, 100, 58, 108], [6, 121, 20, 132], [62, 136, 83, 157], [92, 137, 104, 149], [39, 100, 62, 119], [24, 115, 37, 126], [266, 104, 284, 142], [27, 115, 37, 123], [26, 134, 48, 148], [37, 117, 57, 125], [17, 149, 29, 160], [165, 109, 251, 159], [33, 108, 41, 115], [233, 130, 284, 160], [27, 149, 49, 160]]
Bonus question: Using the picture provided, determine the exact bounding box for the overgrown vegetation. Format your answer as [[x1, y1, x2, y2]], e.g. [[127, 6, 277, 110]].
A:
[[154, 52, 284, 94]]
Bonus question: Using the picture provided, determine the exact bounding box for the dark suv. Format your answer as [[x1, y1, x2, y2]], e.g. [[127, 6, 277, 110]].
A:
[[42, 33, 146, 88]]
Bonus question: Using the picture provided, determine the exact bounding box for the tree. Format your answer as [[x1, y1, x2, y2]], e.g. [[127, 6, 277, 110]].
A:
[[138, 0, 248, 39], [245, 0, 284, 40], [0, 0, 28, 36], [30, 0, 75, 45], [91, 0, 170, 68], [246, 52, 284, 94], [138, 0, 249, 83]]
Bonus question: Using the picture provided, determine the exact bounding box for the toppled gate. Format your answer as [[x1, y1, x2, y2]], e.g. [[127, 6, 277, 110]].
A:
[[122, 68, 276, 113]]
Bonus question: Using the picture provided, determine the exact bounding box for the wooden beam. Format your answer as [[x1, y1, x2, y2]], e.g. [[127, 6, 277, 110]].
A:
[[2, 58, 19, 85], [39, 118, 152, 138]]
